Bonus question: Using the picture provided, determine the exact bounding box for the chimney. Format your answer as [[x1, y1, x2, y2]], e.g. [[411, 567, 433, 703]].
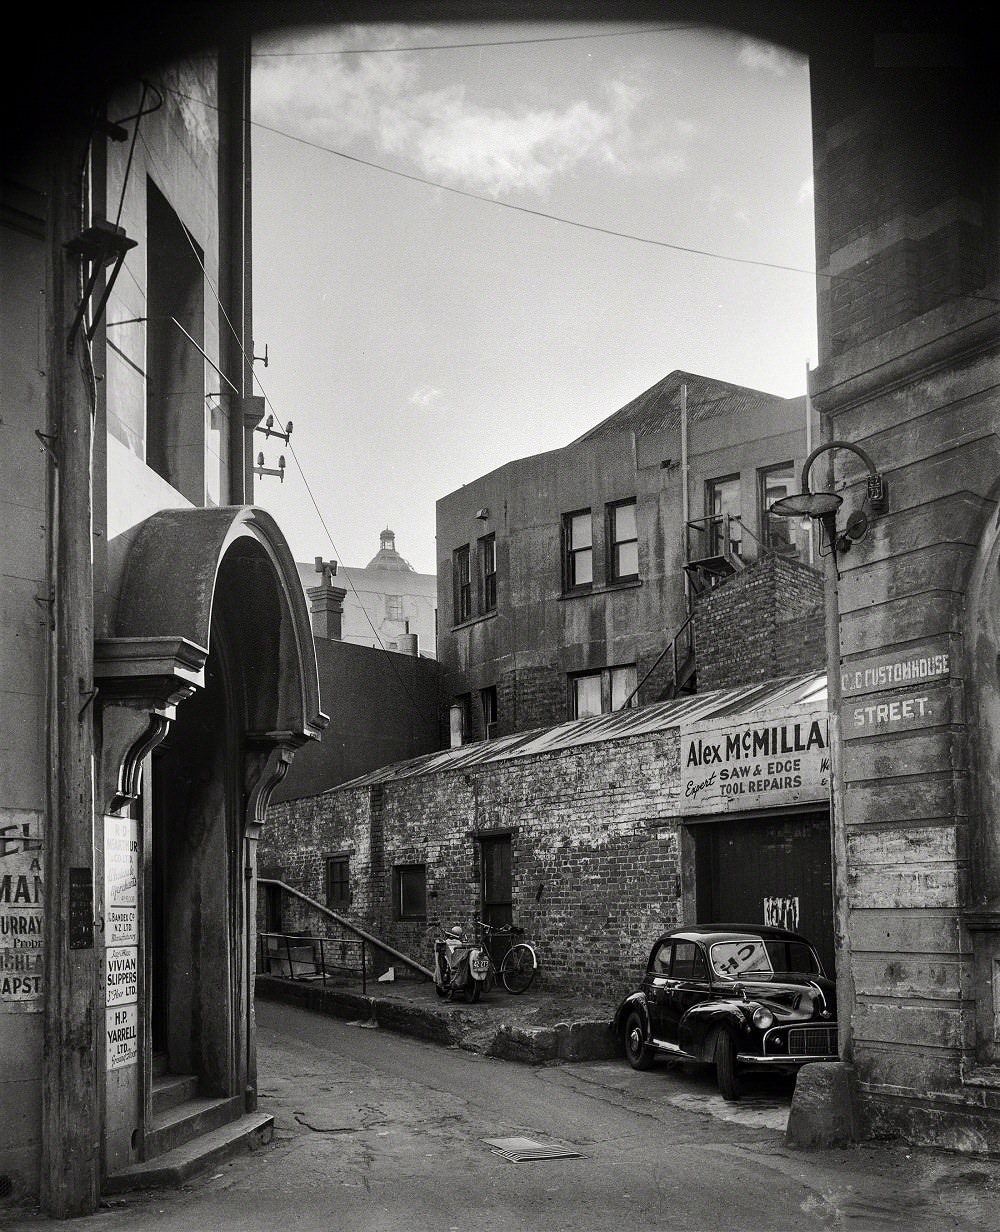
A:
[[397, 632, 418, 656], [307, 581, 346, 640]]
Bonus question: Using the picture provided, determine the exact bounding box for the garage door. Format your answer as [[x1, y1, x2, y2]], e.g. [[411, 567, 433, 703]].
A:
[[692, 809, 835, 978]]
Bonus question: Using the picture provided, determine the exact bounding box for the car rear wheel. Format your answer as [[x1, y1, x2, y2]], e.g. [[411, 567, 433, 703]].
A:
[[624, 1011, 655, 1070], [714, 1029, 742, 1101]]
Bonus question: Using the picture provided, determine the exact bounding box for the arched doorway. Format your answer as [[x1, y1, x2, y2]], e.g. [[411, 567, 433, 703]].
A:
[[96, 507, 326, 1175]]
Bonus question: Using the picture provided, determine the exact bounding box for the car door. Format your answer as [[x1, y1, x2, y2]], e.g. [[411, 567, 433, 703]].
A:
[[657, 941, 709, 1049], [644, 939, 675, 1043]]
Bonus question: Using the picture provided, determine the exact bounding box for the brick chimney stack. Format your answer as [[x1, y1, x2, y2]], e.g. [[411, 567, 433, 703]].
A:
[[308, 557, 346, 640]]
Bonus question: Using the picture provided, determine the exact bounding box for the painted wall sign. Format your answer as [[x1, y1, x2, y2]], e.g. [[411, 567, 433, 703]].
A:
[[840, 643, 950, 697], [843, 681, 952, 739], [106, 1003, 138, 1070], [0, 810, 43, 1010], [105, 946, 138, 1008], [680, 709, 830, 814], [104, 816, 138, 945]]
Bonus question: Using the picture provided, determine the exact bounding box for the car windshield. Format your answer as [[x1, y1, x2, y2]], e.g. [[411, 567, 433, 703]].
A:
[[709, 938, 821, 979]]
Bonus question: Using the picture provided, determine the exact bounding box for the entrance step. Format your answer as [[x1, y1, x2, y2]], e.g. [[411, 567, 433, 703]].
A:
[[103, 1110, 273, 1194], [152, 1071, 199, 1116], [146, 1093, 245, 1159]]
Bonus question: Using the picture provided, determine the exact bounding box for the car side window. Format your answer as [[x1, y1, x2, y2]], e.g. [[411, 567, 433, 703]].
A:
[[651, 941, 672, 974], [672, 941, 707, 981]]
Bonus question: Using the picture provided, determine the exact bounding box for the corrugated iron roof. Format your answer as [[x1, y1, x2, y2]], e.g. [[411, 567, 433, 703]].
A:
[[573, 371, 802, 442], [332, 671, 828, 791]]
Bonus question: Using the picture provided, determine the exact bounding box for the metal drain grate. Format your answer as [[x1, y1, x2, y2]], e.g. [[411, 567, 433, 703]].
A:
[[483, 1136, 583, 1162]]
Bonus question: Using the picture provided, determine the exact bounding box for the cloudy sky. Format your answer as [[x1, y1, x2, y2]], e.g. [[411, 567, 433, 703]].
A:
[[248, 20, 816, 576]]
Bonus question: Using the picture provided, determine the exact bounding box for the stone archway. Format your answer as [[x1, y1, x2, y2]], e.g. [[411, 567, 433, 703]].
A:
[[94, 506, 326, 1171]]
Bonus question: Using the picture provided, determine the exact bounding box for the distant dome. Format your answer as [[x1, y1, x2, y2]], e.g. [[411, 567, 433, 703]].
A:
[[366, 527, 415, 572]]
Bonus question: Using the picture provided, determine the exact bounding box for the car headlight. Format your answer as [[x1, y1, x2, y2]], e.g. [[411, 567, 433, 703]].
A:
[[752, 1007, 774, 1030]]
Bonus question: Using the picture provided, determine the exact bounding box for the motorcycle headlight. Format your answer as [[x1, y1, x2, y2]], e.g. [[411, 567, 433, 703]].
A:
[[752, 1007, 774, 1030]]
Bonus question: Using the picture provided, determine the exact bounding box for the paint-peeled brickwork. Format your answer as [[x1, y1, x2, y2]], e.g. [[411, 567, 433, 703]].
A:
[[262, 731, 684, 999]]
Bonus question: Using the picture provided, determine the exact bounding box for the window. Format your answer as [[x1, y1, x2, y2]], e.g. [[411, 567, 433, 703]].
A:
[[671, 941, 707, 981], [386, 593, 403, 621], [705, 474, 742, 557], [325, 855, 350, 910], [607, 499, 638, 581], [758, 462, 796, 553], [479, 533, 497, 613], [562, 509, 593, 591], [453, 544, 471, 623], [570, 664, 637, 718], [394, 864, 427, 921], [146, 178, 207, 501], [480, 685, 498, 736]]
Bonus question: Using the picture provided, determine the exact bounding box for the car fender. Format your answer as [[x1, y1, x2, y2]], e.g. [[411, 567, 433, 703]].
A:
[[613, 991, 651, 1040], [679, 1001, 751, 1061]]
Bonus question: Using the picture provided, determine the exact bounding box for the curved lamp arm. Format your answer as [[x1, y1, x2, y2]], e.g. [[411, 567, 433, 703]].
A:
[[801, 440, 888, 512]]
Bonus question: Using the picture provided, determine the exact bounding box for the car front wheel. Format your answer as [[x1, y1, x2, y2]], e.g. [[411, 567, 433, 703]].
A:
[[713, 1029, 742, 1101], [624, 1010, 655, 1070]]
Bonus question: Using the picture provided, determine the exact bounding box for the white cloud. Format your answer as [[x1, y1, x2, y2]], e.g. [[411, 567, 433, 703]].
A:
[[409, 385, 443, 409], [252, 26, 692, 197]]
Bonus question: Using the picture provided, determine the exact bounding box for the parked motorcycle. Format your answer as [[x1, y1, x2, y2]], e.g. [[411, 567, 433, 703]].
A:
[[432, 925, 491, 1002]]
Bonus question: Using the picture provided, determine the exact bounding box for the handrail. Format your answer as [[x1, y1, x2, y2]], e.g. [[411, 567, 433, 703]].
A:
[[619, 611, 695, 710], [259, 930, 368, 993], [259, 877, 434, 979]]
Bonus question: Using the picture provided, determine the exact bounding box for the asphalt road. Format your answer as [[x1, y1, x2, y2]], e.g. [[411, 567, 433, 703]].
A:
[[7, 999, 999, 1231]]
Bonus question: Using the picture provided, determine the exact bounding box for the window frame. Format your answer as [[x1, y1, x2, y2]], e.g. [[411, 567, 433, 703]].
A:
[[393, 863, 427, 922], [562, 508, 594, 592], [606, 498, 639, 583], [325, 854, 351, 911], [569, 663, 637, 718], [453, 544, 472, 624], [480, 684, 498, 736], [705, 473, 743, 557], [757, 461, 797, 553], [478, 532, 497, 614]]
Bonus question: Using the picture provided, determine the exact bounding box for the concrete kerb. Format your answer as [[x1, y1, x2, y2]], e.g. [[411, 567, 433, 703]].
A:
[[255, 975, 619, 1062]]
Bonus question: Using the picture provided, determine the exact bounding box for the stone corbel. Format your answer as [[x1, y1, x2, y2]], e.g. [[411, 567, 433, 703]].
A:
[[244, 734, 305, 840], [94, 636, 208, 814]]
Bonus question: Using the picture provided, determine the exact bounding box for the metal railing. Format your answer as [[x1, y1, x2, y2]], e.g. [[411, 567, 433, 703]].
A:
[[258, 930, 368, 993], [258, 877, 434, 982]]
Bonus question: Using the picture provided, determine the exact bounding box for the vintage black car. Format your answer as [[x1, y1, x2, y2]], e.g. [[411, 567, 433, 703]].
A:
[[613, 924, 838, 1100]]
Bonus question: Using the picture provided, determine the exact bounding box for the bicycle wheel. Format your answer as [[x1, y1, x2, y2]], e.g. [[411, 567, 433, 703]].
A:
[[501, 943, 537, 994]]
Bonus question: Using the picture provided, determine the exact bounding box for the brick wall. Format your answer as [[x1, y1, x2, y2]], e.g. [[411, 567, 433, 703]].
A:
[[695, 554, 824, 691], [261, 730, 685, 1000]]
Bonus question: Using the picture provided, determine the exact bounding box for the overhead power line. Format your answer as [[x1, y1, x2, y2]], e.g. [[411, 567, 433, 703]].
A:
[[252, 26, 697, 58]]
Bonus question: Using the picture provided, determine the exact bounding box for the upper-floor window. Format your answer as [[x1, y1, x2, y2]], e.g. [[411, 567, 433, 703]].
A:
[[480, 685, 498, 737], [705, 474, 742, 557], [562, 509, 593, 591], [607, 499, 638, 582], [479, 533, 497, 613], [758, 462, 796, 553], [453, 544, 471, 623], [569, 664, 637, 719], [386, 593, 404, 621]]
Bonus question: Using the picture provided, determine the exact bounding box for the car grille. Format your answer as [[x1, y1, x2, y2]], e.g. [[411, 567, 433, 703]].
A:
[[788, 1026, 838, 1056]]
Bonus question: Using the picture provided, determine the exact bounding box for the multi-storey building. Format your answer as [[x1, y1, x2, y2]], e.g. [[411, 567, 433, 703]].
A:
[[436, 370, 819, 742], [1, 35, 323, 1216]]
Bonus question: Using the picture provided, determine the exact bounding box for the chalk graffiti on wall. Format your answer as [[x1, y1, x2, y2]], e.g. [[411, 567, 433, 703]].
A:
[[763, 895, 800, 931]]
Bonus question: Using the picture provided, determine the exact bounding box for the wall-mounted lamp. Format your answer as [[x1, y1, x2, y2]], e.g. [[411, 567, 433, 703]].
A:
[[65, 219, 138, 353], [255, 413, 293, 444], [770, 440, 888, 568], [254, 452, 285, 482], [475, 507, 490, 520]]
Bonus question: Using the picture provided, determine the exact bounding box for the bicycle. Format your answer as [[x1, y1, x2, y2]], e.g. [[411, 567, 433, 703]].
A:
[[474, 919, 539, 994]]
